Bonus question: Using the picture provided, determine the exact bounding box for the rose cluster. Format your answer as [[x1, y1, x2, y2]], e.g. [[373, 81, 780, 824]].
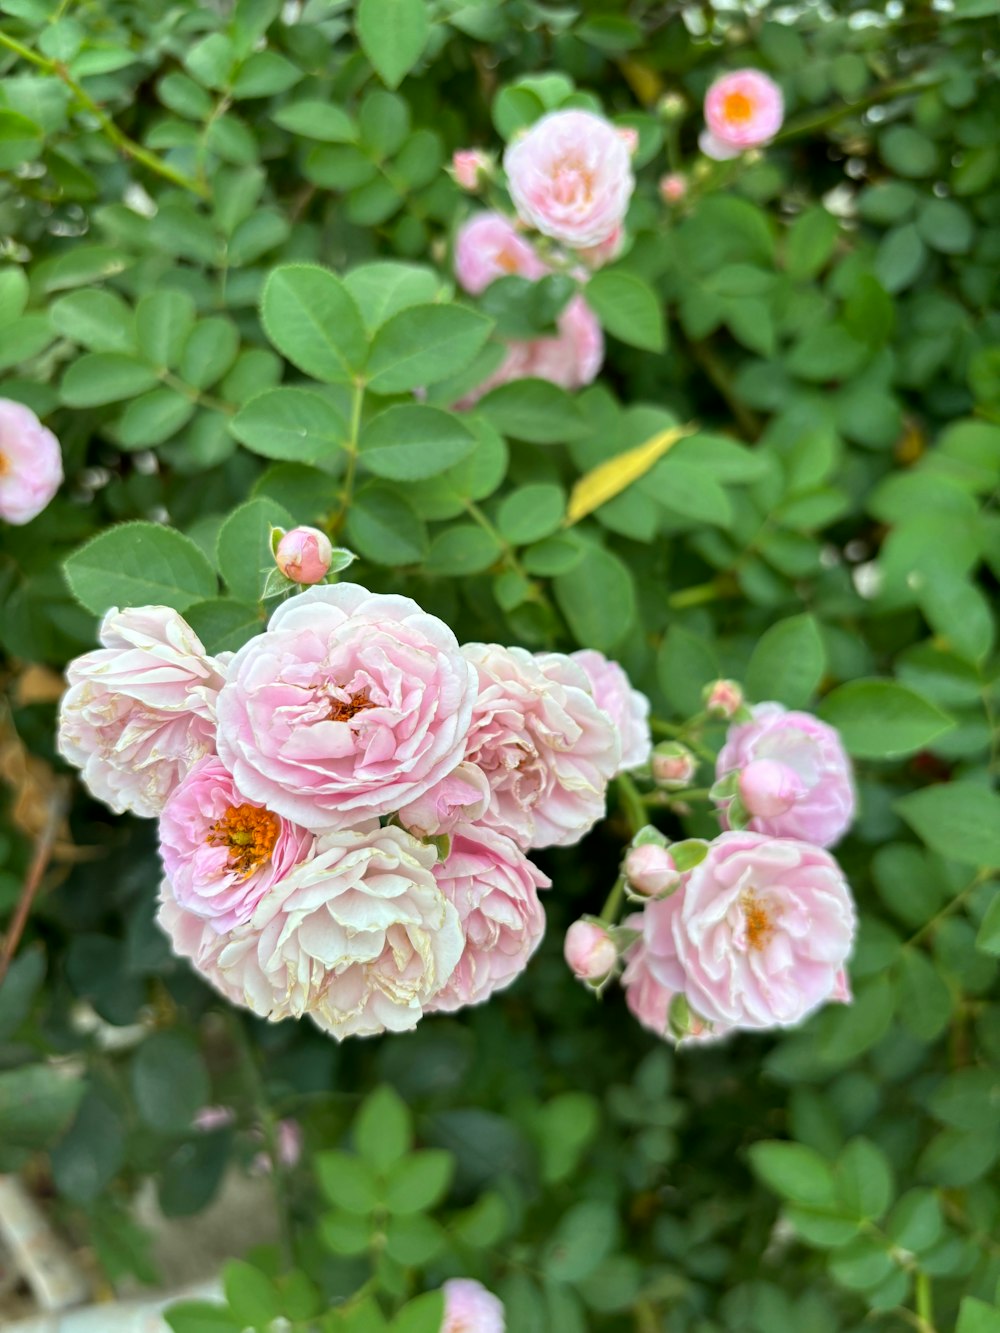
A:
[[566, 681, 858, 1043], [57, 584, 651, 1041]]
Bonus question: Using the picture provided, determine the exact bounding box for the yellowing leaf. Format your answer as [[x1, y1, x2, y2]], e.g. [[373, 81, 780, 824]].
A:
[[565, 423, 697, 527]]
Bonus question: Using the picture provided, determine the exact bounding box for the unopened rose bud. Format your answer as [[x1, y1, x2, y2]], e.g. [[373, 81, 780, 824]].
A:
[[275, 526, 333, 585], [564, 920, 617, 982], [617, 126, 640, 156], [659, 172, 687, 203], [657, 92, 686, 121], [704, 679, 744, 719], [739, 758, 805, 818], [651, 742, 696, 789], [624, 843, 680, 897], [451, 149, 491, 191]]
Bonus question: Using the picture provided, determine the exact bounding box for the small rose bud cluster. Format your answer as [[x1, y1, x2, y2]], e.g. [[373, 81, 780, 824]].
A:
[[57, 589, 652, 1043]]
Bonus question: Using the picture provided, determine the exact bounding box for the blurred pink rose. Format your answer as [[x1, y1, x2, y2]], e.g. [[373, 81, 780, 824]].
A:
[[397, 761, 491, 839], [704, 678, 744, 719], [714, 703, 854, 847], [0, 398, 63, 525], [275, 526, 333, 584], [442, 1278, 505, 1333], [216, 584, 477, 832], [454, 211, 548, 295], [451, 149, 491, 191], [428, 823, 549, 1012], [194, 1105, 235, 1131], [571, 648, 651, 773], [564, 919, 616, 981], [58, 606, 227, 817], [659, 173, 687, 203], [505, 109, 634, 248], [672, 831, 856, 1030], [701, 69, 784, 159], [462, 644, 620, 849], [159, 755, 314, 933]]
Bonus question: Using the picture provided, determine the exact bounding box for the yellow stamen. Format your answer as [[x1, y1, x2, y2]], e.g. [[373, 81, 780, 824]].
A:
[[741, 889, 773, 952], [723, 91, 754, 124], [207, 804, 279, 877]]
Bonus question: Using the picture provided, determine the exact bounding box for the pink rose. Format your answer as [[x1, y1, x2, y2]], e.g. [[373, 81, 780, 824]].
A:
[[58, 606, 227, 817], [441, 1278, 505, 1333], [504, 109, 634, 248], [571, 648, 651, 774], [624, 843, 679, 897], [427, 823, 549, 1012], [454, 211, 548, 295], [714, 703, 855, 847], [672, 831, 856, 1030], [564, 919, 617, 981], [275, 526, 333, 585], [159, 756, 314, 933], [397, 761, 491, 839], [215, 584, 478, 832], [0, 398, 63, 525], [462, 644, 620, 849], [621, 905, 724, 1044], [702, 69, 784, 158], [451, 149, 491, 191]]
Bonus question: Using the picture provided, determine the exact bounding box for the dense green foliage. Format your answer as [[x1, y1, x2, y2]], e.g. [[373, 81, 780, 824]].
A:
[[1, 0, 999, 1329]]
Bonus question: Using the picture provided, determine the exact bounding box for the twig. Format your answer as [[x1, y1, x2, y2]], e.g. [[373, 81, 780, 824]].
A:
[[0, 780, 70, 989]]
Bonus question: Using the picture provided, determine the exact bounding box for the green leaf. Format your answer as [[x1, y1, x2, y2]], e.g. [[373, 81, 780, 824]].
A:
[[785, 206, 838, 280], [52, 1085, 126, 1204], [895, 783, 1000, 869], [880, 125, 939, 178], [223, 1260, 281, 1330], [0, 109, 43, 169], [543, 1199, 617, 1283], [116, 388, 197, 449], [392, 1291, 446, 1333], [65, 522, 218, 615], [320, 1210, 372, 1256], [554, 543, 635, 651], [346, 485, 427, 565], [917, 198, 974, 254], [425, 524, 501, 575], [477, 378, 588, 443], [818, 679, 953, 759], [231, 50, 302, 99], [0, 945, 45, 1042], [886, 1189, 943, 1253], [975, 893, 1000, 955], [827, 1235, 896, 1291], [181, 317, 241, 390], [49, 288, 135, 352], [136, 290, 197, 370], [895, 948, 952, 1039], [354, 1085, 413, 1171], [384, 1150, 454, 1214], [957, 1298, 1000, 1333], [356, 0, 429, 89], [497, 484, 565, 545], [0, 1064, 84, 1149], [0, 266, 28, 327], [272, 99, 356, 141], [60, 353, 160, 407], [185, 599, 262, 654], [835, 1139, 893, 1220], [165, 1301, 240, 1333], [131, 1032, 210, 1134], [875, 224, 926, 293], [230, 387, 348, 463], [260, 264, 366, 384], [316, 1151, 380, 1215], [360, 404, 475, 480], [641, 457, 732, 528], [216, 497, 293, 603], [365, 304, 492, 394], [384, 1213, 445, 1264], [748, 1141, 836, 1206], [585, 269, 665, 352], [344, 262, 442, 334], [657, 624, 719, 715], [746, 614, 826, 708]]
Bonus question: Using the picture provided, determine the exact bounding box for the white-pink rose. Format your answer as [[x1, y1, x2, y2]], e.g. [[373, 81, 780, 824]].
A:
[[701, 69, 784, 160], [622, 899, 727, 1043], [58, 606, 227, 817], [0, 398, 63, 525], [397, 762, 491, 839], [672, 831, 856, 1030], [504, 109, 634, 248], [159, 756, 314, 933], [462, 644, 620, 849], [454, 211, 548, 295], [441, 1278, 505, 1333], [428, 823, 549, 1012], [215, 584, 478, 832], [571, 648, 651, 774]]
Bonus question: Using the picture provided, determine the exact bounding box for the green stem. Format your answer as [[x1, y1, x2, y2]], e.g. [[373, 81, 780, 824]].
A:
[[668, 576, 735, 610], [915, 1271, 934, 1331], [905, 870, 990, 948], [616, 772, 648, 838], [330, 380, 365, 537], [646, 786, 712, 804], [599, 874, 626, 926], [774, 71, 947, 144]]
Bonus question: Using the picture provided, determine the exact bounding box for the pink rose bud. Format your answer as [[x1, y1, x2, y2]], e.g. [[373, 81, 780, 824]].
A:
[[701, 69, 784, 160], [651, 742, 696, 789], [659, 172, 687, 203], [275, 526, 334, 585], [739, 758, 805, 819], [704, 679, 744, 719], [0, 397, 63, 525], [617, 126, 640, 155], [451, 148, 491, 191], [625, 843, 680, 897], [564, 919, 617, 981]]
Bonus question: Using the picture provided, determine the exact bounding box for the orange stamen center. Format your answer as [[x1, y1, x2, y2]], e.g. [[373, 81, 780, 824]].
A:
[[497, 246, 522, 273], [723, 91, 754, 123], [741, 889, 773, 952], [207, 804, 279, 877], [328, 688, 375, 723]]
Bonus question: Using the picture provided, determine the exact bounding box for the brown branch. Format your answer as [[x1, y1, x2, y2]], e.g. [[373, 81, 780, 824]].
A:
[[0, 780, 70, 989]]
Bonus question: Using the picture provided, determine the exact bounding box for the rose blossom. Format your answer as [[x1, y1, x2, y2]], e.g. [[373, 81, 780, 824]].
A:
[[454, 211, 548, 295], [397, 761, 491, 839], [462, 644, 620, 849], [714, 703, 854, 847], [215, 584, 477, 832], [159, 824, 464, 1038], [58, 606, 227, 817], [564, 920, 616, 981], [428, 823, 549, 1012], [701, 69, 784, 160], [672, 831, 856, 1030], [159, 756, 313, 933], [441, 1278, 505, 1333], [275, 526, 333, 585], [571, 649, 651, 774], [622, 903, 724, 1044], [0, 398, 63, 525], [505, 109, 634, 249], [451, 149, 491, 191]]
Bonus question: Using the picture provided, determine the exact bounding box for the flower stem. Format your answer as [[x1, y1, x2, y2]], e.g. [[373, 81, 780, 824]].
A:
[[616, 772, 648, 838], [599, 874, 626, 926]]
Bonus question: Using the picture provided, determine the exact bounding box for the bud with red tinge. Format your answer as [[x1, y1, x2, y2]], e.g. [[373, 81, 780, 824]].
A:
[[651, 741, 696, 789], [659, 173, 687, 204], [624, 843, 680, 897], [564, 920, 617, 982], [275, 526, 334, 585], [451, 149, 492, 191], [704, 678, 744, 719]]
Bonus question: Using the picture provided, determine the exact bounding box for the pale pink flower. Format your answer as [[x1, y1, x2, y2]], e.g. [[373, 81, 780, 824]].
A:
[[564, 919, 616, 981], [624, 843, 679, 897], [659, 173, 687, 203], [451, 149, 491, 191], [651, 743, 696, 789], [622, 904, 724, 1044], [702, 69, 784, 158], [704, 679, 744, 719], [58, 606, 227, 818], [441, 1278, 505, 1333], [714, 704, 855, 847], [215, 584, 477, 833], [672, 831, 856, 1030], [397, 762, 491, 839], [454, 211, 548, 295], [275, 526, 333, 584], [462, 644, 620, 849], [571, 648, 651, 774], [159, 756, 313, 933], [504, 109, 635, 249], [0, 398, 63, 525], [428, 824, 549, 1012]]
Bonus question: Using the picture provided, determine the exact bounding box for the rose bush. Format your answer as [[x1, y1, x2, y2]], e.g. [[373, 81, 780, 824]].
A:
[[0, 3, 998, 1332]]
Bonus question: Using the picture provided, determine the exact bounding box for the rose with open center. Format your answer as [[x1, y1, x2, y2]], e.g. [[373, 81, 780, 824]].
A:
[[453, 211, 548, 295], [700, 69, 784, 160], [215, 584, 477, 832]]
